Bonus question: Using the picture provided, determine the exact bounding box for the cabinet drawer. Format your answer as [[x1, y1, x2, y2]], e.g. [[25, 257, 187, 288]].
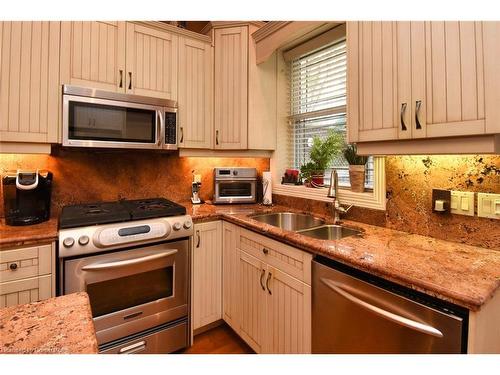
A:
[[0, 275, 52, 307], [238, 228, 312, 285], [0, 243, 53, 283]]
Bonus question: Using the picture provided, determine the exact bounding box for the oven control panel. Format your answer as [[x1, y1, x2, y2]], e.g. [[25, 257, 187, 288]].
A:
[[59, 215, 193, 258]]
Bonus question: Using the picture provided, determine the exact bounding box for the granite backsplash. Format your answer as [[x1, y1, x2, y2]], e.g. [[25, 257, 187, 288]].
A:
[[0, 147, 270, 216], [275, 155, 500, 250], [1, 150, 498, 249]]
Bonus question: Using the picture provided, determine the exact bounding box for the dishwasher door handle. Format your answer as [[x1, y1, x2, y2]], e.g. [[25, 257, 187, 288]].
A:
[[321, 278, 444, 338]]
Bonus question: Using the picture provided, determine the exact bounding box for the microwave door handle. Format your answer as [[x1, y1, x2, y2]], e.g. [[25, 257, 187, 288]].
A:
[[320, 278, 444, 338], [157, 110, 163, 147], [82, 249, 178, 271]]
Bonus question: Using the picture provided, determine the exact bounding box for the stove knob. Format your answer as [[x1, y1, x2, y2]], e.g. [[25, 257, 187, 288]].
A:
[[78, 235, 90, 246], [183, 221, 192, 229], [63, 237, 75, 248], [173, 222, 182, 231]]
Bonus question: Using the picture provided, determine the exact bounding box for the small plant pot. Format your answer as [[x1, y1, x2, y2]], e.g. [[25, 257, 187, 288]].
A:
[[311, 174, 324, 186], [349, 165, 366, 193], [304, 173, 325, 188]]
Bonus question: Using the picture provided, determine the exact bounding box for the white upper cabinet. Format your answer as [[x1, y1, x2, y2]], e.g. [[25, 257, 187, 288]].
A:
[[60, 21, 126, 92], [62, 22, 178, 100], [415, 21, 498, 138], [178, 37, 213, 148], [348, 21, 500, 153], [125, 23, 178, 100], [213, 26, 249, 149], [348, 22, 404, 142], [209, 22, 277, 151], [0, 22, 60, 144]]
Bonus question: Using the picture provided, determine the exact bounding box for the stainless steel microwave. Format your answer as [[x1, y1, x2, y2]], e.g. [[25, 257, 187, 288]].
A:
[[62, 85, 177, 150]]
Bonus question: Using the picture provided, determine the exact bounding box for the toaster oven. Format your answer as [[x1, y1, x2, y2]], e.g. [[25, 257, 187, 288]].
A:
[[213, 168, 257, 204]]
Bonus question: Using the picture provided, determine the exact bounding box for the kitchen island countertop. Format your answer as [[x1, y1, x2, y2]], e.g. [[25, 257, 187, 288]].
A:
[[0, 292, 98, 354]]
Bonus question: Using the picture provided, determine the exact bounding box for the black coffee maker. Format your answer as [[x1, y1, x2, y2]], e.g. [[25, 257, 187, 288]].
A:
[[2, 170, 53, 226]]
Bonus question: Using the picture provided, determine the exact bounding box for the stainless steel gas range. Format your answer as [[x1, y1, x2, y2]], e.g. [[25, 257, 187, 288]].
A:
[[58, 198, 193, 354]]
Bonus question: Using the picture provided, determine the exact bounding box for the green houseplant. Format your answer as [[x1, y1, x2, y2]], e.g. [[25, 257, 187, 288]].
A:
[[300, 130, 344, 187], [343, 143, 368, 193]]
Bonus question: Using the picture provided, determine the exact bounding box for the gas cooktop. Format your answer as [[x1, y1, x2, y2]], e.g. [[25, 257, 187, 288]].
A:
[[59, 198, 187, 229]]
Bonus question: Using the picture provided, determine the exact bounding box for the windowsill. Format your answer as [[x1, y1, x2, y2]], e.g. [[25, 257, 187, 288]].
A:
[[272, 158, 386, 211]]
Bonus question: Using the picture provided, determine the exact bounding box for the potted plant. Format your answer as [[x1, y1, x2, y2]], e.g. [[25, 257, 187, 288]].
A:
[[343, 143, 368, 193], [300, 130, 344, 187]]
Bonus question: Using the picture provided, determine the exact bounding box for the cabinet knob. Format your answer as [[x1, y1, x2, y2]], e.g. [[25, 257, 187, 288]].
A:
[[262, 248, 269, 255], [9, 263, 18, 271]]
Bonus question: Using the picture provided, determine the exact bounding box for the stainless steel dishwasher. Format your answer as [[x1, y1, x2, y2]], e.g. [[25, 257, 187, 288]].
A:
[[312, 256, 468, 354]]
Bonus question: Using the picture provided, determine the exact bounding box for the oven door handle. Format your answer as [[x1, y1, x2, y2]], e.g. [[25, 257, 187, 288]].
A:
[[81, 249, 178, 271]]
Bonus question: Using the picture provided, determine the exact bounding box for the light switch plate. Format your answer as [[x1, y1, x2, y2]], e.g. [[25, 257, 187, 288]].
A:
[[450, 191, 475, 216], [477, 193, 500, 220]]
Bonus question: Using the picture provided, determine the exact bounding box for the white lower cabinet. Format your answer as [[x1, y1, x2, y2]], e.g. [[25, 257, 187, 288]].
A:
[[193, 221, 312, 353], [192, 221, 223, 331], [264, 265, 311, 354], [222, 222, 312, 354], [0, 242, 56, 307]]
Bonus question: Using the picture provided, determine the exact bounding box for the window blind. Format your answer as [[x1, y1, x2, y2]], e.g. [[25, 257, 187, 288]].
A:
[[289, 39, 373, 189]]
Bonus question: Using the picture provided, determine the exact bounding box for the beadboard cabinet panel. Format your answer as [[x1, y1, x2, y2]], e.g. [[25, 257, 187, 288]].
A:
[[265, 266, 311, 354], [0, 22, 60, 143], [60, 21, 126, 92], [126, 23, 178, 100], [347, 22, 402, 143], [222, 222, 240, 331], [178, 37, 213, 148], [214, 26, 248, 149], [192, 221, 223, 330], [238, 249, 266, 353], [421, 21, 488, 138]]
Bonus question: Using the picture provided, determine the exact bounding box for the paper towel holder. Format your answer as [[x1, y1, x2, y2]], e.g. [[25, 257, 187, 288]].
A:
[[262, 171, 273, 206]]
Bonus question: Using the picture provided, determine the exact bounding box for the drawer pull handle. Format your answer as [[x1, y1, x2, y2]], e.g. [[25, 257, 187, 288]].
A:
[[9, 263, 18, 271], [262, 248, 269, 255], [119, 69, 123, 88]]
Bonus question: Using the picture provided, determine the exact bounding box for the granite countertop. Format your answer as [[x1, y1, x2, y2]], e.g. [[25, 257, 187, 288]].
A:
[[0, 292, 98, 354], [183, 201, 500, 311], [0, 217, 59, 248], [1, 202, 499, 311]]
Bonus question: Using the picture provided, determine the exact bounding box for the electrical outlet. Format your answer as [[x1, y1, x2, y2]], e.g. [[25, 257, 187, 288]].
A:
[[450, 191, 475, 216], [477, 193, 500, 220]]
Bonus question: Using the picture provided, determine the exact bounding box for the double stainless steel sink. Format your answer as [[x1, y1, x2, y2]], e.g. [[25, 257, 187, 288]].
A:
[[250, 212, 362, 240]]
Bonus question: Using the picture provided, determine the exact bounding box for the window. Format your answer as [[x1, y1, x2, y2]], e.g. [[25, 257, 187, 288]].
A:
[[289, 39, 374, 189]]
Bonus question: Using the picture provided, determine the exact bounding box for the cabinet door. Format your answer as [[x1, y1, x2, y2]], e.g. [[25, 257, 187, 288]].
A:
[[0, 22, 60, 143], [264, 266, 311, 354], [192, 221, 222, 330], [414, 21, 490, 138], [348, 22, 410, 143], [222, 222, 240, 331], [214, 26, 248, 149], [60, 21, 126, 92], [126, 23, 178, 100], [178, 37, 213, 149], [238, 250, 266, 353]]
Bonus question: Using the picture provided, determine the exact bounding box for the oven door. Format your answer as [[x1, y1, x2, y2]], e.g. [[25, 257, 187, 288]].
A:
[[63, 239, 188, 345], [214, 180, 257, 204], [63, 94, 163, 150]]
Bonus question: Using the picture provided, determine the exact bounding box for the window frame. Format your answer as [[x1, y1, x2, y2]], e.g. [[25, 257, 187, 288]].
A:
[[271, 26, 386, 211]]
